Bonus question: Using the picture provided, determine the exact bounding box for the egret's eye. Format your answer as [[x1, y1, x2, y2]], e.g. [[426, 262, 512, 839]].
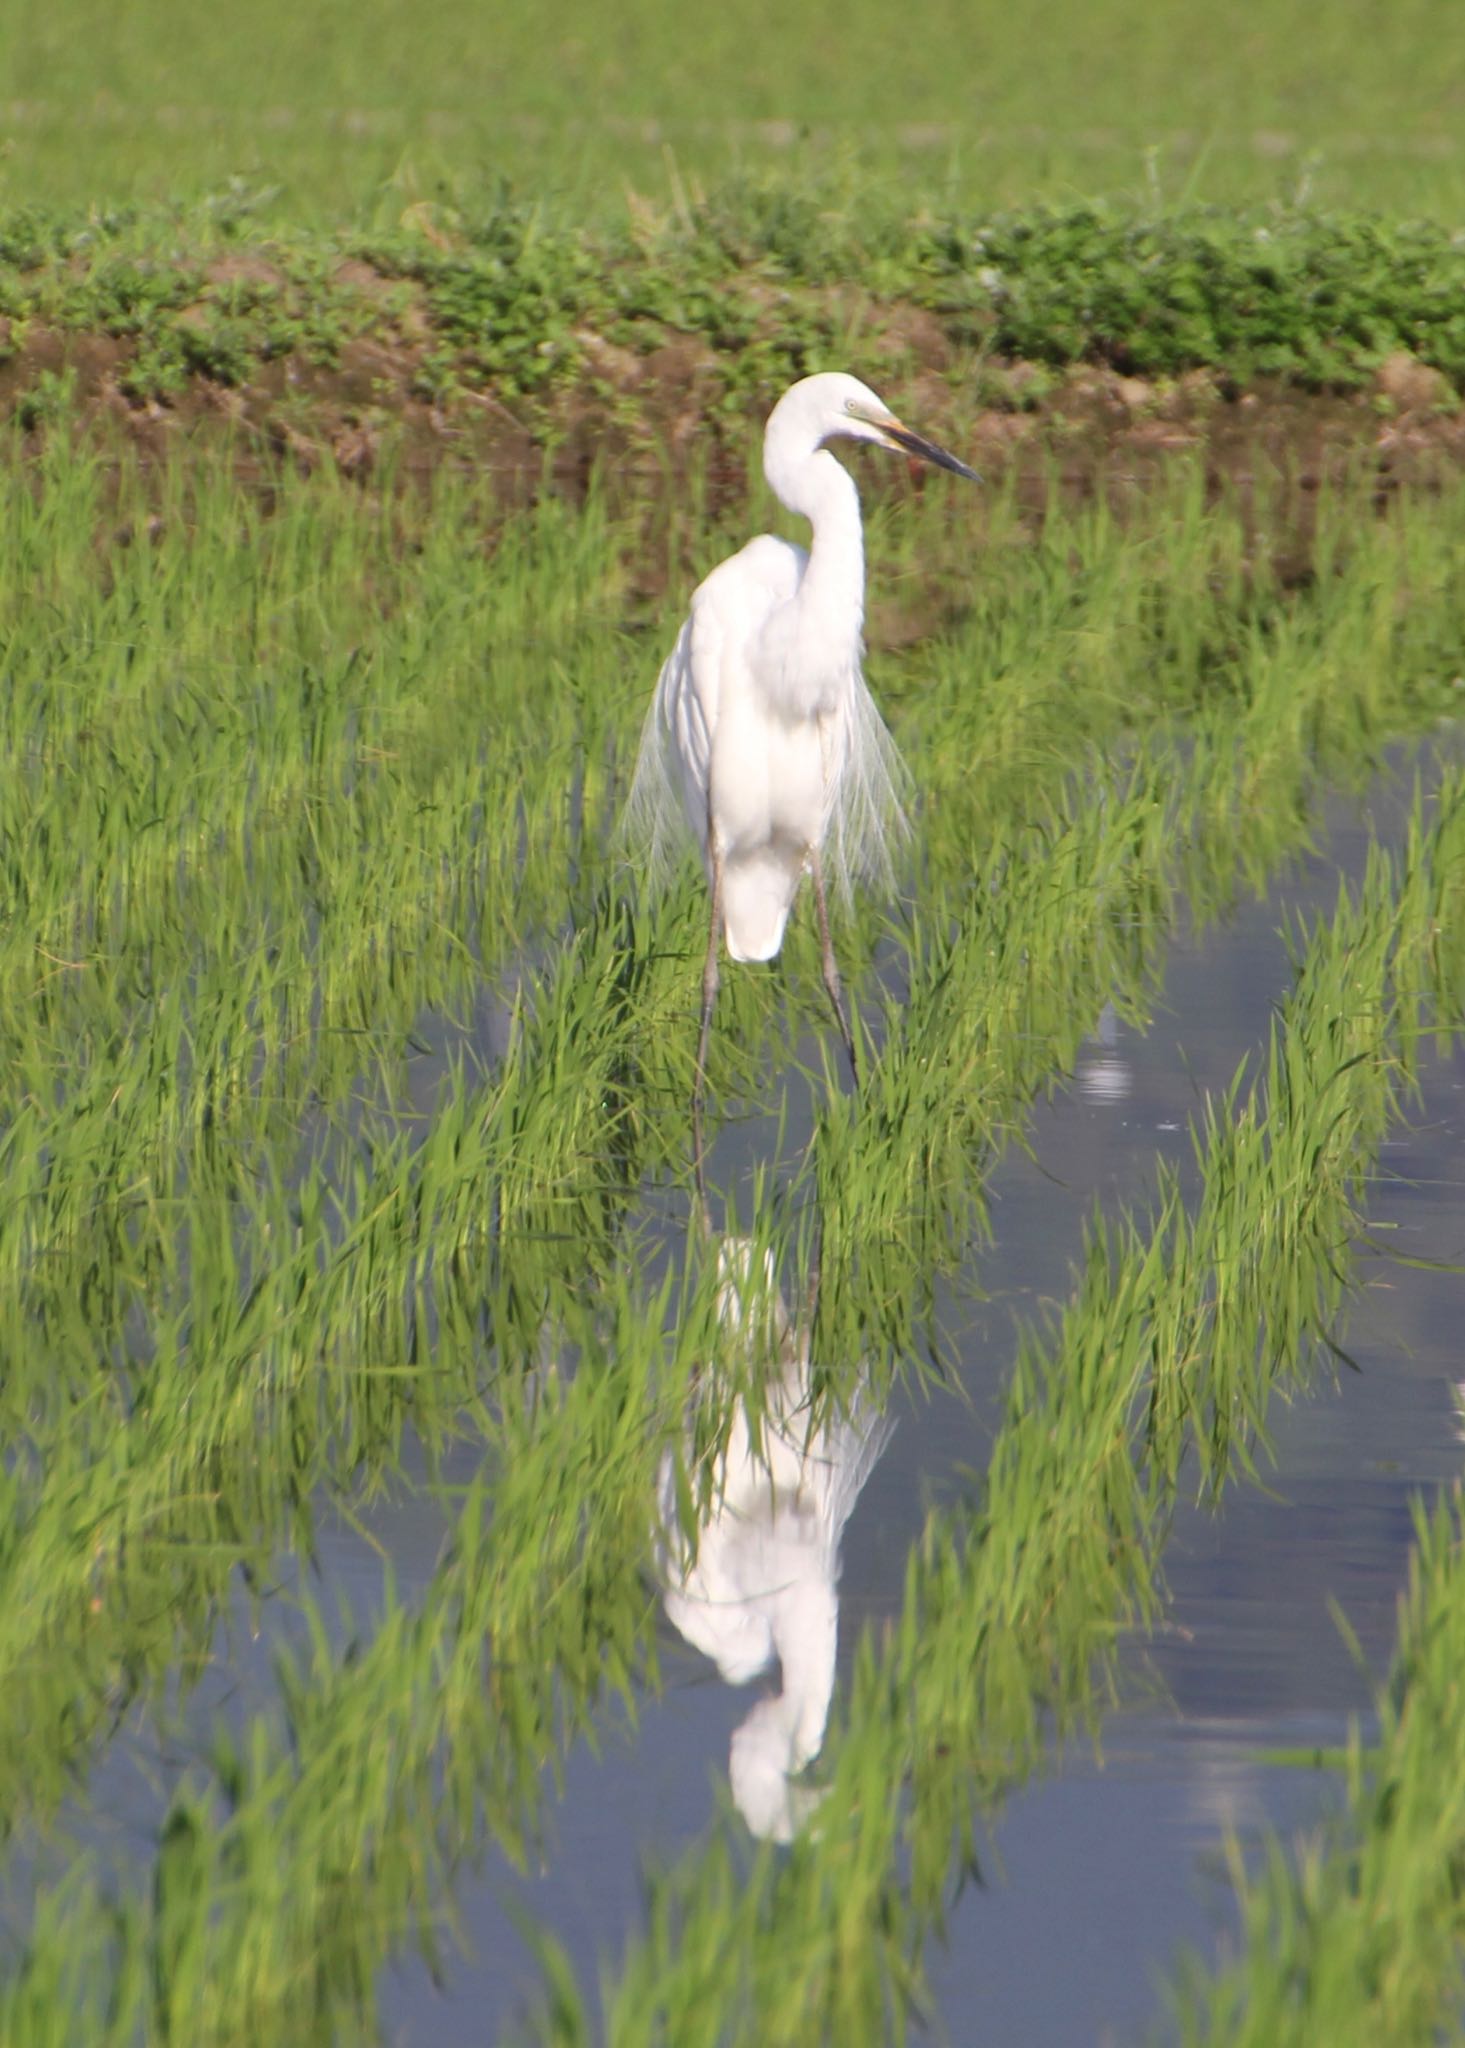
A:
[[844, 397, 858, 413]]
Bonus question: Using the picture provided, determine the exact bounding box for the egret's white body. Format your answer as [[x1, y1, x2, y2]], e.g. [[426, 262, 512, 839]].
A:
[[625, 374, 976, 1146], [658, 1241, 892, 1842], [630, 372, 974, 966], [642, 524, 896, 965]]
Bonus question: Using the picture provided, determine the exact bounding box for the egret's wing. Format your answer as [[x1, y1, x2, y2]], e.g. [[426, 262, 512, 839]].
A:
[[620, 538, 803, 892], [621, 590, 723, 890], [816, 1392, 895, 1547], [827, 672, 914, 904]]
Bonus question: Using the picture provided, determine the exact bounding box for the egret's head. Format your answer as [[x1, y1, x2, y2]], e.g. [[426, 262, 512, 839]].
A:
[[767, 371, 979, 482], [729, 1695, 828, 1843]]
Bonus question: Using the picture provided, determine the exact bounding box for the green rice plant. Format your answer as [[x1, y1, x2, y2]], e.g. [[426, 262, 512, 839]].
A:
[[0, 444, 1461, 2041], [556, 773, 1465, 2047], [1162, 1483, 1465, 2047]]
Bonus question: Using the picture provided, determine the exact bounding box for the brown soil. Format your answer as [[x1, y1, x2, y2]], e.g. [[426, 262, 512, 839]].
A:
[[4, 314, 1463, 564]]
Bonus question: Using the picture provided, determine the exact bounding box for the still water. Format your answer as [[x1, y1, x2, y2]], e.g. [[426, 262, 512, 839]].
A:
[[358, 754, 1464, 2041], [46, 754, 1461, 2043]]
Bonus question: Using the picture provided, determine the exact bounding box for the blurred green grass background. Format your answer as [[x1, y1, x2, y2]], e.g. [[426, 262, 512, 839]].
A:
[[4, 0, 1463, 222]]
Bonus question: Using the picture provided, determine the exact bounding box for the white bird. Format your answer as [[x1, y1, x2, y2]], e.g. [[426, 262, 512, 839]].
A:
[[657, 1239, 893, 1842], [624, 372, 977, 1168]]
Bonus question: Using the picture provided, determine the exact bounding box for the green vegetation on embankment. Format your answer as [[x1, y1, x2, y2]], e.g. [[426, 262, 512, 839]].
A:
[[0, 189, 1463, 460]]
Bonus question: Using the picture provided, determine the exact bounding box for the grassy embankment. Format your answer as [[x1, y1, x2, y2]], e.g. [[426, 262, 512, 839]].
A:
[[2, 185, 1465, 477]]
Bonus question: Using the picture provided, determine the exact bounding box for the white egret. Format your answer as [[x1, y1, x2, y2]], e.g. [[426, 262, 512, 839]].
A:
[[657, 1239, 892, 1842], [625, 372, 977, 1163]]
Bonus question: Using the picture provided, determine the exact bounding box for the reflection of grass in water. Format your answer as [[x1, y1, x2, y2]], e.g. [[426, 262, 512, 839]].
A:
[[0, 450, 1463, 2038]]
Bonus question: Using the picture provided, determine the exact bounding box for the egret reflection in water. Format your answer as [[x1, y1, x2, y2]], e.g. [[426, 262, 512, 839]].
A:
[[1076, 1000, 1134, 1105], [658, 1239, 893, 1842]]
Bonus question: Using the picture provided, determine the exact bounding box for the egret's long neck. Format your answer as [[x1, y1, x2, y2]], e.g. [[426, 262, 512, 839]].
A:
[[770, 1575, 838, 1765], [762, 441, 865, 710]]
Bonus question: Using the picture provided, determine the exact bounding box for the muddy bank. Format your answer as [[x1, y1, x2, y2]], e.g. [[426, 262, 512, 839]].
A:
[[4, 312, 1463, 578]]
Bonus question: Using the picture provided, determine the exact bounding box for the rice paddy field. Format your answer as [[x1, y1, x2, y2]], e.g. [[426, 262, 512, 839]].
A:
[[5, 0, 1465, 219], [4, 3, 1465, 2044]]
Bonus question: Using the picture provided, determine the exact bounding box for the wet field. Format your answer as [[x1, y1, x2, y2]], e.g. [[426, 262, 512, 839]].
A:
[[0, 438, 1462, 2041]]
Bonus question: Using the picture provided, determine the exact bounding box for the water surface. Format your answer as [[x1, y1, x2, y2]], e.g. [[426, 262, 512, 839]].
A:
[[352, 752, 1465, 2041]]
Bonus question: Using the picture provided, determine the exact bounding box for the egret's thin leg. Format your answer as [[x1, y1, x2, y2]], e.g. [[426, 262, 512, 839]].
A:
[[811, 850, 858, 1086], [691, 842, 723, 1226]]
